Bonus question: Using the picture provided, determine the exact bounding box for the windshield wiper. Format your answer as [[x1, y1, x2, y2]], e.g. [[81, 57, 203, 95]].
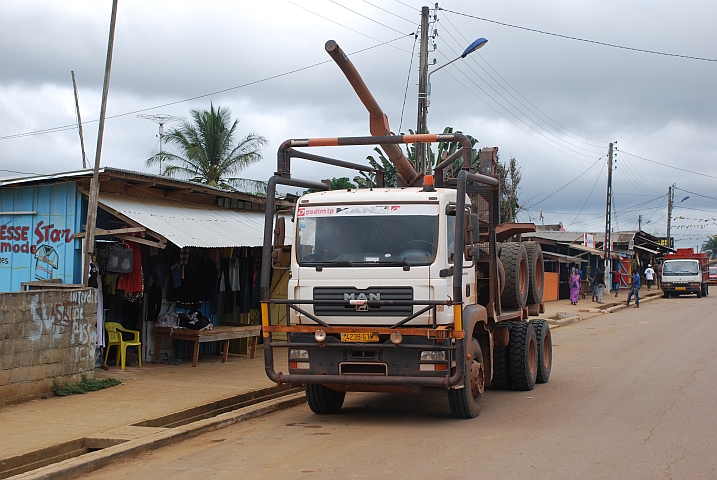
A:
[[302, 260, 356, 267]]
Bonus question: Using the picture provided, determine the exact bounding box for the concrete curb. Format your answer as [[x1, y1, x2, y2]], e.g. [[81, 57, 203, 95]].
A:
[[12, 392, 307, 479], [545, 293, 663, 329]]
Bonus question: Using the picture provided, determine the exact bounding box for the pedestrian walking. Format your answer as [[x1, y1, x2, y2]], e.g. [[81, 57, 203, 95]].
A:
[[594, 266, 606, 303], [570, 270, 581, 305], [610, 265, 621, 297], [655, 261, 663, 289], [626, 270, 641, 308], [644, 264, 655, 291]]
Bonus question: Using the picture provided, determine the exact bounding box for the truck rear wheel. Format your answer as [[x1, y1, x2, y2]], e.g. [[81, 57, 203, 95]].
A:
[[448, 337, 485, 419], [500, 242, 529, 309], [530, 319, 552, 383], [508, 321, 538, 391], [306, 384, 346, 414], [524, 241, 544, 305], [490, 323, 512, 390]]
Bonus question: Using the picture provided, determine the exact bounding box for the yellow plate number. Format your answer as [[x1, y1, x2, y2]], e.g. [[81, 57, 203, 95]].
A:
[[340, 332, 379, 343], [675, 287, 686, 291]]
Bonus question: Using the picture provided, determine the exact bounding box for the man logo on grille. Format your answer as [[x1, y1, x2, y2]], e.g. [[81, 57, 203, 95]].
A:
[[343, 292, 380, 301]]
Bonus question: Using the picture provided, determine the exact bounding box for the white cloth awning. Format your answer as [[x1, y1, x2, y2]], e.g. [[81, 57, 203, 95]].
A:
[[633, 244, 659, 255], [557, 242, 604, 256], [98, 193, 286, 249]]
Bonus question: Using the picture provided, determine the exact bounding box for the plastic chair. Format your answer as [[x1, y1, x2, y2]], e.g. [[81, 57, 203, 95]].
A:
[[104, 322, 142, 369]]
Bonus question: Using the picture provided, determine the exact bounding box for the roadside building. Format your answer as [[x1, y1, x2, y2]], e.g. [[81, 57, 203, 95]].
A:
[[0, 167, 295, 364]]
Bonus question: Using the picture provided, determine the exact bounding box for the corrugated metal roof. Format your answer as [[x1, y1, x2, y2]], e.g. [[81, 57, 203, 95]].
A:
[[97, 193, 283, 248]]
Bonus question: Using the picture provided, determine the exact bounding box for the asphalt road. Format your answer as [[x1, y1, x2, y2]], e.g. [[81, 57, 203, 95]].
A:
[[86, 293, 717, 479]]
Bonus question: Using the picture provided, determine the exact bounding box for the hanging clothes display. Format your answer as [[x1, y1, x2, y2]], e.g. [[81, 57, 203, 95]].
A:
[[117, 245, 143, 294]]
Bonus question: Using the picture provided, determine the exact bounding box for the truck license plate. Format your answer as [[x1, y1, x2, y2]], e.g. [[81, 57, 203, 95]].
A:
[[676, 287, 686, 291], [340, 332, 379, 343]]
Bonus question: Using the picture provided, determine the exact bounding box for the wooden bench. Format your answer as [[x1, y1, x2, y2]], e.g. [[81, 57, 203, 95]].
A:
[[153, 324, 261, 367]]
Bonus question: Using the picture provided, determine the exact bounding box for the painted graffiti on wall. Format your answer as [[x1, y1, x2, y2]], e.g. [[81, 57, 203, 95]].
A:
[[28, 290, 97, 363]]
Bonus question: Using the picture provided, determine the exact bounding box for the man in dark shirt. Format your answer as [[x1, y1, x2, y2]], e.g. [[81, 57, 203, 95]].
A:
[[626, 271, 641, 308], [655, 262, 663, 289]]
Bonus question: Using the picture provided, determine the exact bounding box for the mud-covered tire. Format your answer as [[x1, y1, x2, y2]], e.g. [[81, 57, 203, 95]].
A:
[[500, 242, 529, 309], [306, 384, 345, 414], [448, 337, 485, 419], [530, 319, 552, 383], [490, 323, 512, 390], [524, 241, 544, 305], [508, 321, 538, 391]]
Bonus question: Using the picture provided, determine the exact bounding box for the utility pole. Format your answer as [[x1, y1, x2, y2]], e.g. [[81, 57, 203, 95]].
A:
[[71, 71, 88, 169], [83, 0, 118, 285], [603, 142, 614, 271], [415, 5, 430, 175], [666, 184, 675, 248], [638, 214, 642, 230]]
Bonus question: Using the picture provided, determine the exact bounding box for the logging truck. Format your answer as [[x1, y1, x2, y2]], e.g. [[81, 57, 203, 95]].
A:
[[259, 41, 551, 418]]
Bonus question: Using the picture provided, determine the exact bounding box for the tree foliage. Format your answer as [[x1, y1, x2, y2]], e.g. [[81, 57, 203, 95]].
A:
[[495, 156, 522, 223], [146, 103, 267, 193], [352, 126, 522, 224], [702, 235, 717, 258], [305, 177, 356, 194]]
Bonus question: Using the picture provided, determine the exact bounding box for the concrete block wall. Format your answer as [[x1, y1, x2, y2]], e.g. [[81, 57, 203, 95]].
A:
[[0, 288, 97, 404]]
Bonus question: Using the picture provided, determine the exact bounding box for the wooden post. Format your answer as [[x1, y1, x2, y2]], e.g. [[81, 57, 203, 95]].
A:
[[71, 71, 88, 169], [84, 0, 119, 285]]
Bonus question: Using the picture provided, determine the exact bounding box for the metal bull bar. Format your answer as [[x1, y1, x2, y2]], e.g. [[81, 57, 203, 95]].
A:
[[259, 133, 498, 388]]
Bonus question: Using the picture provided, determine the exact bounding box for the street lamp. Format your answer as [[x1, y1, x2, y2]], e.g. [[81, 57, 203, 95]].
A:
[[427, 37, 489, 104], [417, 37, 487, 175]]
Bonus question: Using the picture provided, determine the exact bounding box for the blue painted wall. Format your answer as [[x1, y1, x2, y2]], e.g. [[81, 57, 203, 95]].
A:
[[0, 182, 82, 291]]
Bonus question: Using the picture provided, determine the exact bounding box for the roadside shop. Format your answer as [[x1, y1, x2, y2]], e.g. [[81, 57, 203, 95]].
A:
[[0, 167, 295, 364]]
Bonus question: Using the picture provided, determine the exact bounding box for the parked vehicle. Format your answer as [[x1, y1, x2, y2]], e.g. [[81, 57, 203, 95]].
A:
[[259, 41, 549, 419], [709, 265, 717, 285], [661, 248, 710, 297]]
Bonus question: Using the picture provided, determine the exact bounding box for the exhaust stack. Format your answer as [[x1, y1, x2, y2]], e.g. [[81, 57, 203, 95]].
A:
[[325, 40, 421, 186]]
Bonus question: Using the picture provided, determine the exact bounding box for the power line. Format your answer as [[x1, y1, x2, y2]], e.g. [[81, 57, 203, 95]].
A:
[[0, 34, 411, 142], [621, 151, 717, 179], [399, 31, 420, 132], [361, 0, 416, 24], [435, 52, 596, 164], [440, 8, 717, 63], [286, 0, 415, 54], [525, 156, 604, 209], [436, 23, 604, 156], [330, 0, 408, 35], [674, 186, 717, 202], [566, 161, 604, 229], [439, 13, 607, 149]]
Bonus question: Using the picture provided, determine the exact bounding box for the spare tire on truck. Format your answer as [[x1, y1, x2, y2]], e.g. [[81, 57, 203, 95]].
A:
[[524, 241, 544, 305], [500, 242, 529, 310]]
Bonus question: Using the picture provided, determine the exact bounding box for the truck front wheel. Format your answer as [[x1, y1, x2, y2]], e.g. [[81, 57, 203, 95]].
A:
[[306, 384, 346, 414], [448, 337, 485, 419]]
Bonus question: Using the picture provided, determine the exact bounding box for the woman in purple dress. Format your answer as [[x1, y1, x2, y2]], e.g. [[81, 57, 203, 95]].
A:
[[570, 270, 581, 305]]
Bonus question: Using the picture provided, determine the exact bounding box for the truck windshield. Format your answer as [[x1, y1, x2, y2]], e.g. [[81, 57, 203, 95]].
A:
[[295, 204, 438, 267], [663, 260, 699, 276]]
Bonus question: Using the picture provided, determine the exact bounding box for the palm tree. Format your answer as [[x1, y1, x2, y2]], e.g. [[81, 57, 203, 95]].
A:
[[146, 104, 268, 193], [702, 235, 717, 258]]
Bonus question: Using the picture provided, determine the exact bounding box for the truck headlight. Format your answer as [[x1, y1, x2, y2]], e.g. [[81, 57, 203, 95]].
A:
[[289, 349, 309, 359], [420, 351, 446, 361]]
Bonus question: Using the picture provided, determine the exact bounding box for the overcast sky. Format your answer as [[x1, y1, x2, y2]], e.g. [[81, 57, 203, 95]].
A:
[[1, 0, 715, 249]]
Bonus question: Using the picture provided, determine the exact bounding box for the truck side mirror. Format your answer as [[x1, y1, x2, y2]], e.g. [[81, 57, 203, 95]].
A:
[[273, 216, 285, 248], [272, 216, 288, 270]]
